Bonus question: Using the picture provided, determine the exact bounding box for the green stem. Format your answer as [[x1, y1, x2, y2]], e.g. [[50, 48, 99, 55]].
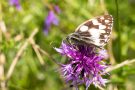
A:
[[115, 0, 121, 61]]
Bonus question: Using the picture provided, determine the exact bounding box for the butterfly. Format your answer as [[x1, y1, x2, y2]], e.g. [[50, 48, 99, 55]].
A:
[[66, 14, 113, 48]]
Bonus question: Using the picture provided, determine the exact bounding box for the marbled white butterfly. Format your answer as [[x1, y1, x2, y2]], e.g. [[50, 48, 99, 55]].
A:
[[66, 14, 113, 48]]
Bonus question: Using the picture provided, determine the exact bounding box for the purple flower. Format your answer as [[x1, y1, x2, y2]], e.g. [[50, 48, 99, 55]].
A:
[[9, 0, 22, 10], [54, 5, 61, 14], [44, 11, 59, 35], [55, 41, 109, 90]]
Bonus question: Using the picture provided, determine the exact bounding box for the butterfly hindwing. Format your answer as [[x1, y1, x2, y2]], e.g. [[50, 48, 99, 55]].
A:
[[69, 15, 113, 47]]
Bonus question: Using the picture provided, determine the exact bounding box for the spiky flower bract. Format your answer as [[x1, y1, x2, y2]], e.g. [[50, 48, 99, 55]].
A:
[[55, 41, 109, 90]]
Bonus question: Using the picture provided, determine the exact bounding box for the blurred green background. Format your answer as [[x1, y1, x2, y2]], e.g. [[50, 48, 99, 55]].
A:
[[0, 0, 135, 90]]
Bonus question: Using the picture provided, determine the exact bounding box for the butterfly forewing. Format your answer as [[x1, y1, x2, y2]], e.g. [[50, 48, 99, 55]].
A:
[[70, 15, 113, 47]]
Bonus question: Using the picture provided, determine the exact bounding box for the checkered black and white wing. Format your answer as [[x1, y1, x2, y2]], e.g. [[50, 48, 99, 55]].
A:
[[73, 15, 113, 47]]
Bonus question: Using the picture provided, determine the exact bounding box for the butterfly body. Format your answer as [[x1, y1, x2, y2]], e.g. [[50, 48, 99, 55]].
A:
[[66, 15, 113, 48]]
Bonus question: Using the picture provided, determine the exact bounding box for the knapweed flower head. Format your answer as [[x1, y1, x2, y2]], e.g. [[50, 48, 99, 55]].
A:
[[55, 41, 109, 90], [44, 5, 60, 35], [9, 0, 22, 10]]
